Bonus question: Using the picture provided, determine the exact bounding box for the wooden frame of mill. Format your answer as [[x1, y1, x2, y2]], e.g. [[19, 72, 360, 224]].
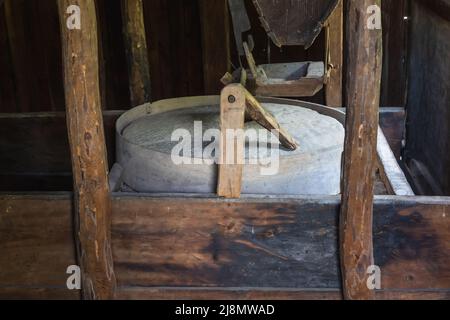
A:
[[0, 0, 449, 300]]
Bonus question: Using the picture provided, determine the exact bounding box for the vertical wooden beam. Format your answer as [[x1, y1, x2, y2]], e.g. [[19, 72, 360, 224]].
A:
[[199, 0, 231, 95], [380, 0, 408, 106], [340, 0, 383, 300], [325, 0, 343, 107], [58, 0, 116, 300], [121, 0, 151, 106], [218, 84, 246, 198]]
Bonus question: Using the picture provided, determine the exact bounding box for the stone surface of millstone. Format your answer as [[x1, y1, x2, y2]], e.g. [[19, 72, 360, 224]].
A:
[[119, 103, 345, 195]]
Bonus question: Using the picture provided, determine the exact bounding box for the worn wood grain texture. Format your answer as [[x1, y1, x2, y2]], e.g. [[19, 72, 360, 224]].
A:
[[0, 194, 80, 300], [252, 0, 339, 48], [144, 0, 204, 100], [121, 0, 151, 106], [58, 0, 116, 299], [0, 108, 401, 193], [116, 287, 450, 300], [324, 0, 343, 107], [96, 0, 130, 110], [111, 195, 450, 292], [3, 0, 64, 112], [0, 3, 18, 112], [416, 0, 450, 22], [0, 194, 449, 299], [218, 85, 246, 198], [340, 0, 383, 300], [0, 0, 411, 112], [0, 111, 122, 192], [381, 0, 408, 107], [199, 0, 230, 95], [404, 0, 450, 196]]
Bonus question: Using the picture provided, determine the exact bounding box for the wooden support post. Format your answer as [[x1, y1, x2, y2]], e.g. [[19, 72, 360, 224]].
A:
[[340, 0, 383, 300], [325, 0, 343, 107], [199, 0, 231, 95], [218, 84, 246, 198], [58, 0, 116, 300], [121, 0, 151, 106]]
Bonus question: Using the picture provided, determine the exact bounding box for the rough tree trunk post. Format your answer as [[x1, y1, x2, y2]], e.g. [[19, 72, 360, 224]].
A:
[[58, 0, 116, 300], [121, 0, 151, 106], [325, 0, 343, 107], [340, 0, 383, 300]]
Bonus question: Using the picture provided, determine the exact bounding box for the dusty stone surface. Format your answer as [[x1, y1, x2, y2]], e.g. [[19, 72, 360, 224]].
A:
[[119, 103, 345, 195]]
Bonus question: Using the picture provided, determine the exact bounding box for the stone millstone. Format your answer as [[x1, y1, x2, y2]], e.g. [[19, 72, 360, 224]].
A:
[[118, 101, 345, 195]]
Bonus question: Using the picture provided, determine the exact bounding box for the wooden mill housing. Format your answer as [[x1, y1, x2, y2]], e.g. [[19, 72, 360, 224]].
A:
[[0, 0, 449, 300]]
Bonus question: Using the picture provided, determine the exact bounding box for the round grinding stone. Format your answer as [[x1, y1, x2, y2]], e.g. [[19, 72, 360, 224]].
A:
[[117, 101, 345, 195]]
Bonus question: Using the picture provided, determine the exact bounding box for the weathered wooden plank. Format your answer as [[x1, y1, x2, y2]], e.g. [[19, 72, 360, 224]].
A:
[[58, 0, 116, 299], [111, 195, 450, 291], [199, 0, 230, 95], [0, 194, 449, 299], [121, 0, 151, 107], [340, 0, 383, 300], [96, 0, 131, 110], [381, 0, 408, 107], [416, 0, 450, 22]]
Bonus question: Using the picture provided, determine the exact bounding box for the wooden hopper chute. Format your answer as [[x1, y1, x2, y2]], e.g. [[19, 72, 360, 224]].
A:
[[252, 0, 340, 48], [225, 0, 343, 104]]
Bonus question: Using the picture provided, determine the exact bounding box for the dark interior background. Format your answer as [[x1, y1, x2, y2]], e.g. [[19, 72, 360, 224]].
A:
[[0, 0, 408, 112]]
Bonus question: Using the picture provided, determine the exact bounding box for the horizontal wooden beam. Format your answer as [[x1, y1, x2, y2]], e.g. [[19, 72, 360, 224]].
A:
[[1, 194, 448, 299]]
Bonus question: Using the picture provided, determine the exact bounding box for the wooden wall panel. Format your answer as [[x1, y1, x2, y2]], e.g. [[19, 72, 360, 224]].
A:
[[404, 1, 450, 195], [0, 0, 408, 111], [111, 196, 450, 292], [0, 110, 402, 192]]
